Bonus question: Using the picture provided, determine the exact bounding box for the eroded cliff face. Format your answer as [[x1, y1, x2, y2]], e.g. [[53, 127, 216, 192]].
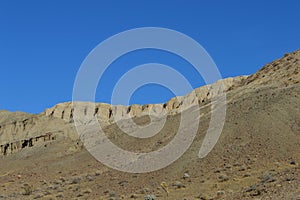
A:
[[0, 76, 246, 156], [0, 112, 77, 156], [44, 76, 247, 124], [0, 132, 57, 155]]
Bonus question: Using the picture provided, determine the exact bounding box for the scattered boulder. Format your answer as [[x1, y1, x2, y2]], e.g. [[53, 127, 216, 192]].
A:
[[144, 194, 156, 200], [130, 193, 138, 199], [245, 185, 256, 193], [290, 161, 296, 165], [218, 174, 229, 182], [56, 193, 64, 198], [118, 180, 128, 187], [172, 181, 185, 189], [217, 190, 225, 196], [70, 177, 81, 185], [183, 173, 190, 179], [260, 171, 277, 184], [86, 175, 94, 182], [196, 193, 210, 200], [83, 188, 92, 194]]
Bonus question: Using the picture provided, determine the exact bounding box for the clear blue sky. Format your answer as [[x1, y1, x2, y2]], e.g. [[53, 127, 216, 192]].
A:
[[1, 1, 299, 114]]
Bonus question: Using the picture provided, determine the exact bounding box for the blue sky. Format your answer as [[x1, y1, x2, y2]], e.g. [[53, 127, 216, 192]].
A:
[[1, 1, 299, 114]]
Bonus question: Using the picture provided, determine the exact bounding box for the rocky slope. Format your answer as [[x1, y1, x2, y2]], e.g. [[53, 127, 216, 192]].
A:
[[0, 75, 248, 155], [0, 50, 299, 199]]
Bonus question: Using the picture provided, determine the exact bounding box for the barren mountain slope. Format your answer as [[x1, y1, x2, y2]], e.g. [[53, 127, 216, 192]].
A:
[[0, 50, 300, 199]]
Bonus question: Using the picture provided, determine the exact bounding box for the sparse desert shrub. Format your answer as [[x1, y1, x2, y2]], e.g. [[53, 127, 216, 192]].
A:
[[76, 138, 84, 148], [22, 184, 33, 195]]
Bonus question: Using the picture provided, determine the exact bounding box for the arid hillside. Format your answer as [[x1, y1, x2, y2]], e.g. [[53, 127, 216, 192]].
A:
[[0, 50, 300, 200]]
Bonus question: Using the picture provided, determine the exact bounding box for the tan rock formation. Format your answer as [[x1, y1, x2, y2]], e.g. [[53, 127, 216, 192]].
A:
[[44, 76, 248, 125]]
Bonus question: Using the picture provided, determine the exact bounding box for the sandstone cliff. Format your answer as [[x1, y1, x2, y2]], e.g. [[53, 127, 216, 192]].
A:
[[44, 76, 247, 124]]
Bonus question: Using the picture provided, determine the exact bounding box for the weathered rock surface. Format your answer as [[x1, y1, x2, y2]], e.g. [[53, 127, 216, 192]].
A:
[[44, 76, 247, 124]]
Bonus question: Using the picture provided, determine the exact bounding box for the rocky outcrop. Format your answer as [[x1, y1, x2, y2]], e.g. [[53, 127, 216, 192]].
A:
[[245, 50, 300, 87], [0, 113, 76, 156], [0, 132, 57, 156], [44, 76, 248, 124], [0, 75, 247, 156]]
